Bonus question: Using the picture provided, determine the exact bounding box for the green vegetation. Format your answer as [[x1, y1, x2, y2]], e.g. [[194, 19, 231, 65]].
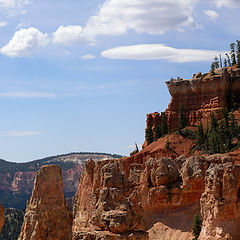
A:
[[192, 213, 202, 240], [178, 105, 188, 133], [0, 208, 25, 240], [195, 110, 240, 154], [145, 125, 154, 145], [211, 40, 240, 69]]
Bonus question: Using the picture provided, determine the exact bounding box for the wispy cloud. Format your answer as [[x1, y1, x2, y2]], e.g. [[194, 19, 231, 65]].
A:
[[81, 54, 96, 60], [0, 21, 8, 27], [101, 44, 226, 63], [204, 10, 219, 21], [2, 131, 43, 137], [0, 92, 56, 98]]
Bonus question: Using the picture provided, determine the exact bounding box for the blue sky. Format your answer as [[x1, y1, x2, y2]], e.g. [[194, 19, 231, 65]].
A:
[[0, 0, 239, 162]]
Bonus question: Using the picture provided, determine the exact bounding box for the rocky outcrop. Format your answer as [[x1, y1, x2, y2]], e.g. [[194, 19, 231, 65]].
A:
[[18, 165, 72, 240], [0, 153, 120, 209], [199, 162, 240, 240], [145, 67, 240, 135], [72, 153, 240, 240], [0, 203, 4, 234]]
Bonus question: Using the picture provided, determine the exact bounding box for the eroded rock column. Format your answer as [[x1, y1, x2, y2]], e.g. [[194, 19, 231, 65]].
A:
[[18, 165, 72, 240]]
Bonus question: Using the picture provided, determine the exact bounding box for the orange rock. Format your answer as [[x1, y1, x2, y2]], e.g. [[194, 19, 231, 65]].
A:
[[199, 162, 240, 240], [18, 165, 72, 240]]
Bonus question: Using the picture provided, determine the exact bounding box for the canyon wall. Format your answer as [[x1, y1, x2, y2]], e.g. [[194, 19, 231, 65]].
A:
[[71, 154, 240, 240], [18, 165, 72, 240], [145, 67, 240, 137]]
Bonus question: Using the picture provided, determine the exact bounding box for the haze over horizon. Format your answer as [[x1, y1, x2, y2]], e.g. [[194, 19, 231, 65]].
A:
[[0, 0, 239, 162]]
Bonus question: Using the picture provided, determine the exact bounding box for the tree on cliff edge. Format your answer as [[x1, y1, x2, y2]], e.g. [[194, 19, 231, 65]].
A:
[[145, 126, 154, 145]]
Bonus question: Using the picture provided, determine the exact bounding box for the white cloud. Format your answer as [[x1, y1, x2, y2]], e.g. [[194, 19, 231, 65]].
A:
[[101, 44, 225, 63], [0, 27, 49, 57], [85, 0, 198, 36], [0, 92, 56, 98], [81, 54, 96, 60], [53, 25, 94, 45], [204, 10, 219, 21], [5, 131, 42, 137], [0, 0, 31, 9], [0, 21, 8, 27], [213, 0, 240, 8], [53, 0, 199, 45]]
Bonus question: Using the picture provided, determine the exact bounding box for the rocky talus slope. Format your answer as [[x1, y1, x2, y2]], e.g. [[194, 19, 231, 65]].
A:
[[0, 203, 4, 234], [18, 165, 72, 240]]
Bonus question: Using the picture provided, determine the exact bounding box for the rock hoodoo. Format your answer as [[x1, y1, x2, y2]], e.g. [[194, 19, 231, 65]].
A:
[[0, 203, 4, 234], [72, 153, 240, 240], [18, 165, 72, 240]]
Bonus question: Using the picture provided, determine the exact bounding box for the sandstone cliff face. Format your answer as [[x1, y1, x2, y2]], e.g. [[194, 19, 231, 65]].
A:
[[18, 165, 72, 240], [199, 162, 240, 240], [145, 67, 240, 135], [0, 203, 4, 234], [72, 154, 240, 240]]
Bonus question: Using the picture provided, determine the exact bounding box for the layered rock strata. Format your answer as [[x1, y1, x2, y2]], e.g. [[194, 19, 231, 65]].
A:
[[18, 165, 72, 240], [145, 67, 240, 136], [0, 203, 4, 234]]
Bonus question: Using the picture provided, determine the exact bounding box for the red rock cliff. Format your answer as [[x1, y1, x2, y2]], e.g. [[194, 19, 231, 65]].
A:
[[144, 67, 240, 139], [18, 165, 72, 240]]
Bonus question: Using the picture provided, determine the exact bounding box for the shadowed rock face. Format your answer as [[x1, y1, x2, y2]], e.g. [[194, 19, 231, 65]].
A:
[[0, 203, 4, 234], [18, 165, 72, 240]]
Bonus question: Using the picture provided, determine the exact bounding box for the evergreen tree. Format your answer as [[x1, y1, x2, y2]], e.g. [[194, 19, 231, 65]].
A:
[[178, 105, 188, 133], [154, 124, 162, 141], [236, 40, 240, 67], [192, 214, 202, 240], [196, 122, 205, 149], [224, 58, 227, 67], [214, 56, 220, 69], [230, 112, 238, 137], [230, 42, 236, 65], [145, 126, 154, 145], [161, 112, 168, 135]]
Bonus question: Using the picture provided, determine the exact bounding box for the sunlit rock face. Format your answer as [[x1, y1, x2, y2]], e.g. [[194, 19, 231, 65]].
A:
[[18, 165, 72, 240], [144, 67, 240, 138], [199, 163, 240, 240], [72, 153, 240, 240]]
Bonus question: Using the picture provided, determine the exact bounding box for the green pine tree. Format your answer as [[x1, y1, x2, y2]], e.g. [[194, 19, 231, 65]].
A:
[[230, 42, 237, 65], [178, 105, 188, 133], [161, 112, 168, 136], [236, 40, 240, 67], [145, 126, 154, 145], [196, 122, 205, 149], [192, 214, 202, 240], [154, 124, 162, 141]]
